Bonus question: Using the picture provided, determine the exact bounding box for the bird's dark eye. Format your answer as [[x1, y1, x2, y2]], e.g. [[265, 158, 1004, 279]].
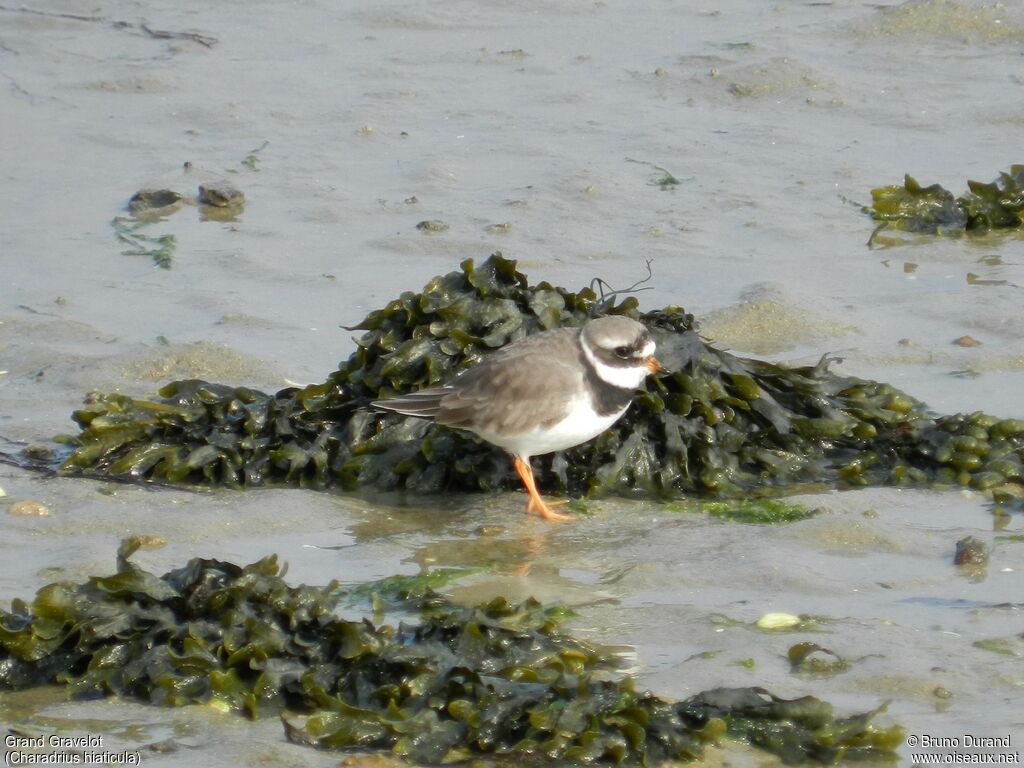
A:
[[614, 346, 631, 359]]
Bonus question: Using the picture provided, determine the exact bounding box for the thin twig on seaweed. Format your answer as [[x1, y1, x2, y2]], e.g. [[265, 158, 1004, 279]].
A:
[[590, 258, 655, 315]]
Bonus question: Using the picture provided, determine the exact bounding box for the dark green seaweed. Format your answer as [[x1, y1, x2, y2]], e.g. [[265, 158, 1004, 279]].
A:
[[0, 541, 903, 764], [57, 255, 1024, 506], [868, 165, 1024, 237]]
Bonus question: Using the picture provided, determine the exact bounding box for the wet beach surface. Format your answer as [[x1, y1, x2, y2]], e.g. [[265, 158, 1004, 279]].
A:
[[2, 0, 1023, 764]]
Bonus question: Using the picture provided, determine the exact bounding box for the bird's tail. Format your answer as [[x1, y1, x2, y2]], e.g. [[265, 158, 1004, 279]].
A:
[[370, 388, 448, 419]]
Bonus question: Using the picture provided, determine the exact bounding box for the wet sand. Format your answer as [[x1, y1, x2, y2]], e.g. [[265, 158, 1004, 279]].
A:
[[2, 0, 1023, 763]]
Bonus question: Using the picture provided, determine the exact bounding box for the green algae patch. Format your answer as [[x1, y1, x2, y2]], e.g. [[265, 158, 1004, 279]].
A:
[[664, 498, 818, 524], [0, 542, 903, 765], [866, 165, 1024, 241], [972, 638, 1022, 658], [112, 215, 177, 269], [787, 642, 852, 678], [56, 254, 1024, 507]]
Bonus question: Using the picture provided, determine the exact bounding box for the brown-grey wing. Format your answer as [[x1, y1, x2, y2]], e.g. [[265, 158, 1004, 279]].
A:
[[436, 331, 584, 433]]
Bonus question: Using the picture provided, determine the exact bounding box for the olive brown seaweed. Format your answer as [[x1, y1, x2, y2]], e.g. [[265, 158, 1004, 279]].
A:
[[60, 255, 1024, 504], [868, 165, 1024, 237]]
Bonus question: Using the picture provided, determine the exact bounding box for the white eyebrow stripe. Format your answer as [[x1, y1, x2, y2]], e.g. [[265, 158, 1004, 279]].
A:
[[581, 335, 652, 389]]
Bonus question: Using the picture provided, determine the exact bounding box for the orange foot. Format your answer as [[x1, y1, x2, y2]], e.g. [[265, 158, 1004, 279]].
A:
[[513, 456, 573, 522]]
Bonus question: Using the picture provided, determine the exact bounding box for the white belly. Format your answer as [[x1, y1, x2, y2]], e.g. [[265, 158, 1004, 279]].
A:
[[470, 396, 629, 459]]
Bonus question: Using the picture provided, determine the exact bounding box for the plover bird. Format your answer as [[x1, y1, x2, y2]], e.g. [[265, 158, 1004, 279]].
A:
[[371, 316, 660, 521]]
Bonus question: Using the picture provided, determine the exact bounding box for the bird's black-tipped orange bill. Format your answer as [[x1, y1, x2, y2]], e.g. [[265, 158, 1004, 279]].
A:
[[645, 357, 663, 374]]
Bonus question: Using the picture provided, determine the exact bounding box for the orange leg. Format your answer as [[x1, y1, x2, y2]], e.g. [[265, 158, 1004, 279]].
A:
[[512, 456, 572, 522]]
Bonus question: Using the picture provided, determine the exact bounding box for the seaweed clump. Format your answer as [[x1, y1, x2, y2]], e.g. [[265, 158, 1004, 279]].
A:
[[0, 541, 902, 765], [868, 165, 1024, 238], [59, 254, 1024, 503]]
